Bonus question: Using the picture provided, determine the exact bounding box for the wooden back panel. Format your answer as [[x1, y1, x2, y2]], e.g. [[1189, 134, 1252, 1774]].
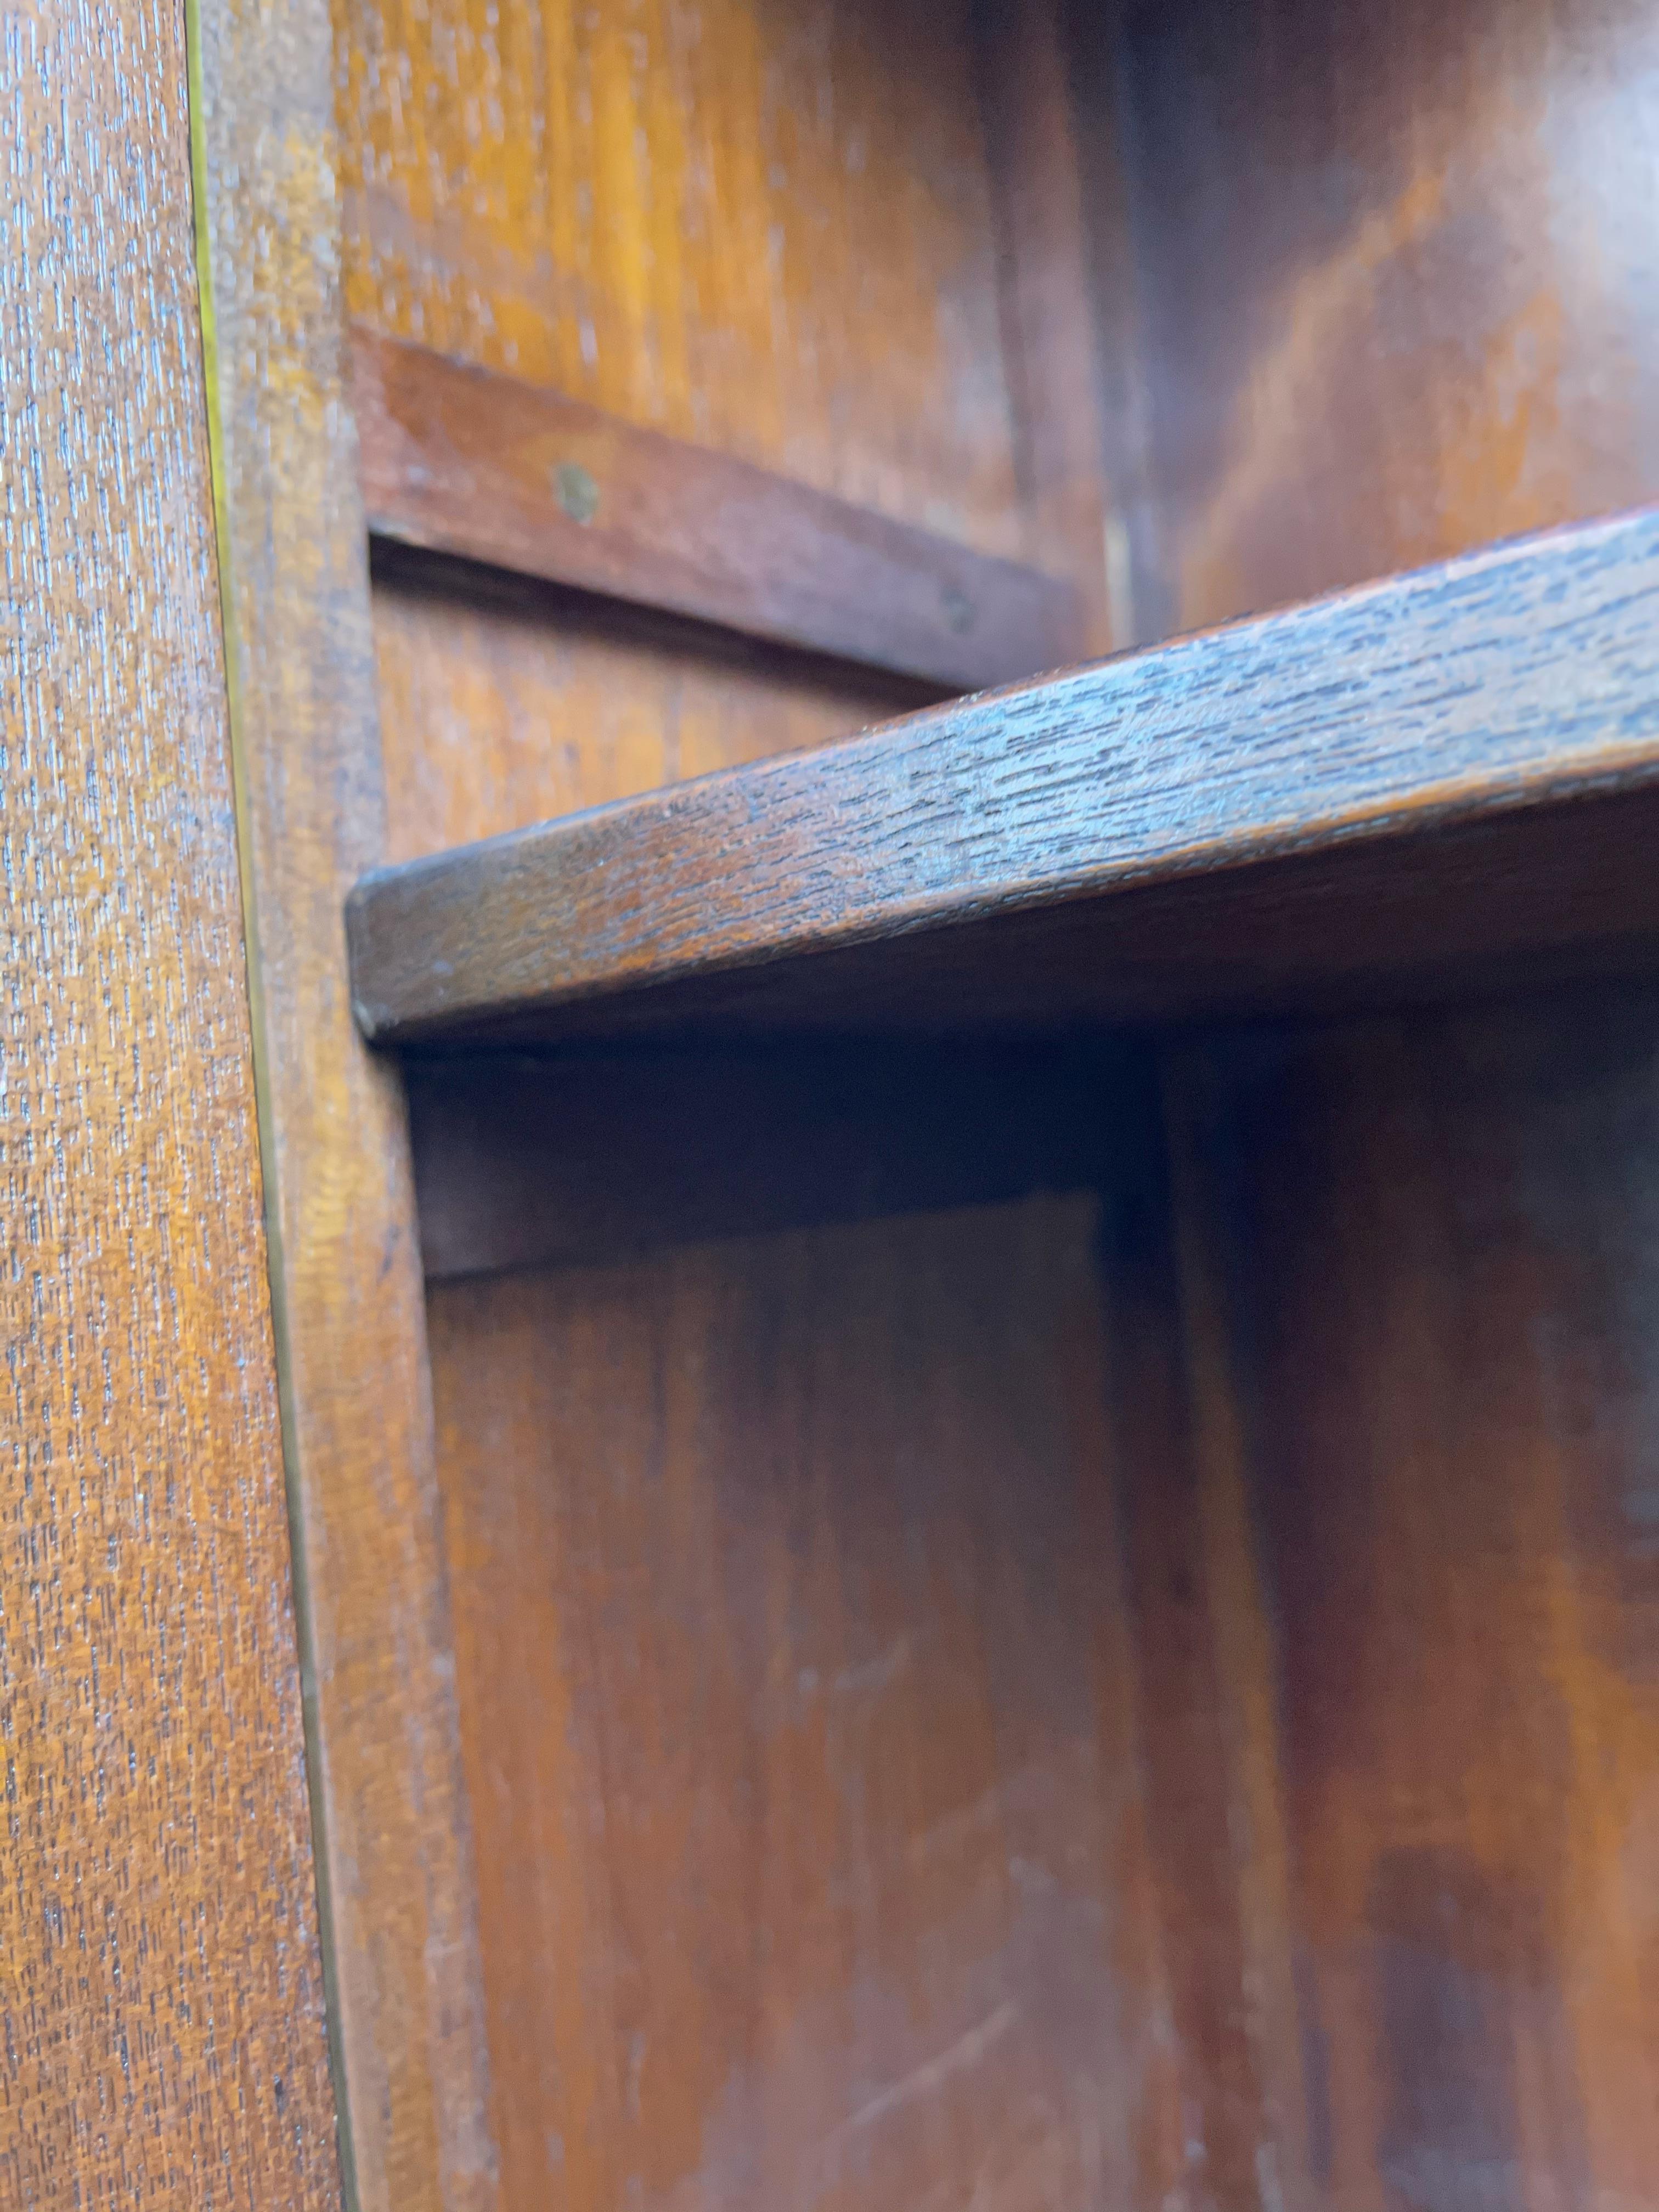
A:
[[429, 1194, 1150, 2208], [1090, 0, 1659, 642]]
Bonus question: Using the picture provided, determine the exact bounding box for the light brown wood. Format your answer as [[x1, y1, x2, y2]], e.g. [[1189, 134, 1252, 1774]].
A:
[[371, 557, 920, 866], [331, 0, 1027, 561], [2, 2, 337, 2198], [193, 1, 497, 2205], [352, 328, 1081, 690]]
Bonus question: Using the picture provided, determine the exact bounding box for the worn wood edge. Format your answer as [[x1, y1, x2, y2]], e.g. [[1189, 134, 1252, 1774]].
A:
[[346, 506, 1659, 1045], [349, 323, 1084, 691], [184, 12, 360, 2199], [189, 3, 498, 2207]]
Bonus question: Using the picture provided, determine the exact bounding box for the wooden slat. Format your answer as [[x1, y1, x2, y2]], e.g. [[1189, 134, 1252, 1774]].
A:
[[347, 505, 1659, 1047], [194, 4, 498, 2208], [349, 324, 1082, 692]]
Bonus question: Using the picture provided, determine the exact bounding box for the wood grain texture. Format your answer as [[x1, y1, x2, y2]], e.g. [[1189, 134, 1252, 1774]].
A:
[[1, 1, 338, 2199], [331, 0, 1026, 562], [1097, 0, 1659, 641], [353, 328, 1081, 691], [192, 0, 498, 2205], [347, 505, 1659, 1045], [1161, 984, 1659, 2205], [371, 555, 926, 867], [426, 1195, 1153, 2211]]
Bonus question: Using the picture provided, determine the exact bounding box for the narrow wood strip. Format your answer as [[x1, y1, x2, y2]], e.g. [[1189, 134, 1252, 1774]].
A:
[[349, 324, 1082, 692], [195, 4, 498, 2207], [346, 506, 1659, 1047]]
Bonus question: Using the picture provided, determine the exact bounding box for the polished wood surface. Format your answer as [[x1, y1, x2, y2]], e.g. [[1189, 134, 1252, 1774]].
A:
[[1158, 986, 1659, 2204], [1096, 0, 1659, 642], [331, 0, 1028, 561], [2, 2, 338, 2197], [348, 506, 1659, 1045], [427, 1194, 1149, 2211], [193, 2, 497, 2206], [353, 328, 1081, 689]]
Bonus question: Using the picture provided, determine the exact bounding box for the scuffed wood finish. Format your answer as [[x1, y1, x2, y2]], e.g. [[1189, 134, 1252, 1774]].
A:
[[1, 1, 337, 2199], [1161, 986, 1659, 2204], [428, 1197, 1151, 2211], [347, 505, 1659, 1045], [331, 0, 1025, 562], [193, 1, 496, 2206], [1099, 0, 1659, 640], [353, 329, 1081, 691], [371, 559, 919, 866]]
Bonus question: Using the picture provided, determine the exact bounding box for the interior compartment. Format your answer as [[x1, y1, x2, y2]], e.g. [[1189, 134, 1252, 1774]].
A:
[[322, 0, 1659, 2200]]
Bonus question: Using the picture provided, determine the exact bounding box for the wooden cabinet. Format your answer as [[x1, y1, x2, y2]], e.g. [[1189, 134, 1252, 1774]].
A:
[[12, 0, 1659, 2204]]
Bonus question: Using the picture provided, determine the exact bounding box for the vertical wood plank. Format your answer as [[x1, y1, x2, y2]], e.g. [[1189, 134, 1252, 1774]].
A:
[[191, 0, 498, 2203], [1, 0, 338, 2198], [1095, 1058, 1313, 2210]]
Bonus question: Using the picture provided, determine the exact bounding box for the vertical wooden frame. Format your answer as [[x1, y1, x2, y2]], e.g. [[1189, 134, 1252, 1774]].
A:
[[188, 1, 496, 2204], [3, 0, 340, 2199]]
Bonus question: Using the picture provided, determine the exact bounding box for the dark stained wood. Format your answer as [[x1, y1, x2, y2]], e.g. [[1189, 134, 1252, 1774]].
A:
[[426, 1193, 1152, 2211], [193, 2, 497, 2206], [352, 327, 1082, 692], [347, 505, 1659, 1046], [1092, 0, 1659, 642], [405, 1040, 1116, 1280], [1160, 983, 1659, 2203], [1093, 1054, 1314, 2205], [1, 1, 338, 2198]]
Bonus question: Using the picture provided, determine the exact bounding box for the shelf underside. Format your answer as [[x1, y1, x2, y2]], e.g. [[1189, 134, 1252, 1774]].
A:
[[348, 505, 1659, 1048]]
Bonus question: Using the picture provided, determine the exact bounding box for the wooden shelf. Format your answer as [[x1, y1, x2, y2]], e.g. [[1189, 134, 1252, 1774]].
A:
[[347, 506, 1659, 1048], [350, 325, 1081, 692]]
